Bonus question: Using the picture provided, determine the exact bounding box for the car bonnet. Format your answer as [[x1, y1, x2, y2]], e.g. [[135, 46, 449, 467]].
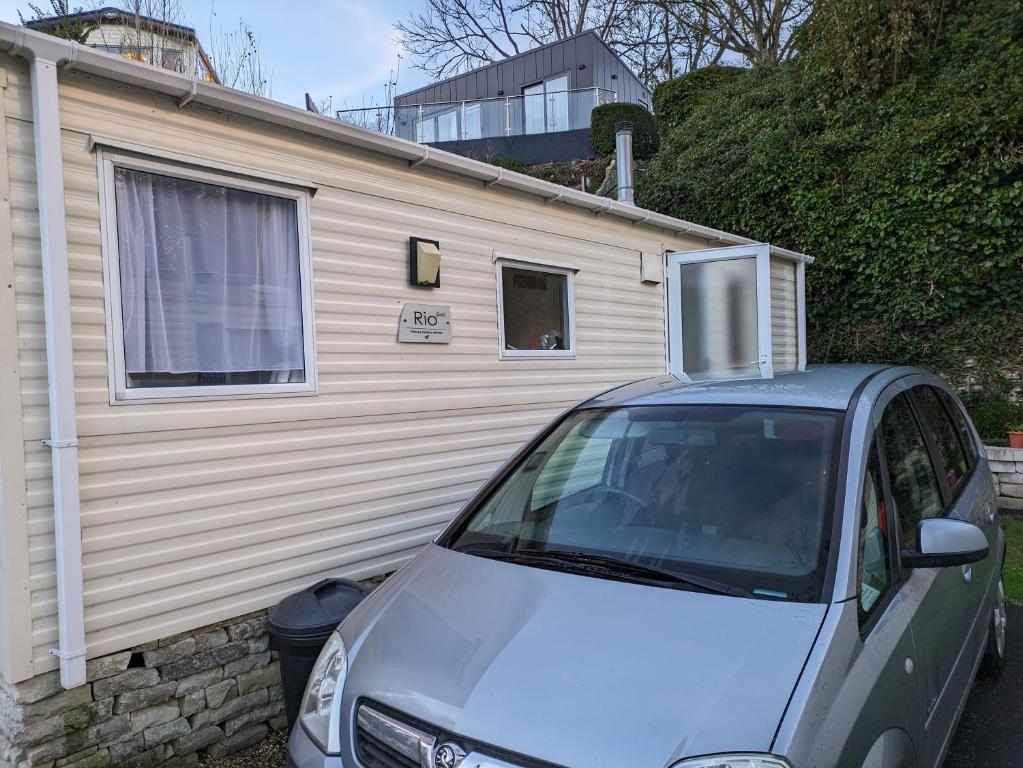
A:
[[338, 543, 827, 768]]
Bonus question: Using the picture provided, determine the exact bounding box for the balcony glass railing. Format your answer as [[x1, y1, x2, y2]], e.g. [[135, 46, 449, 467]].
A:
[[336, 87, 619, 143]]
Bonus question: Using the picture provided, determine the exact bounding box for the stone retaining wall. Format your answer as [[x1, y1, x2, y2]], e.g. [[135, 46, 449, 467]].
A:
[[0, 610, 286, 768], [987, 445, 1023, 512]]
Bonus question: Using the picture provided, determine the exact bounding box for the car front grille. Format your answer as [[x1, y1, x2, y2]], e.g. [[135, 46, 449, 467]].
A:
[[355, 724, 420, 768], [355, 704, 431, 768], [354, 701, 563, 768]]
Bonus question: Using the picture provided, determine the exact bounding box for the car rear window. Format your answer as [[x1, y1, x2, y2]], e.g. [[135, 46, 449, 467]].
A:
[[444, 405, 843, 602]]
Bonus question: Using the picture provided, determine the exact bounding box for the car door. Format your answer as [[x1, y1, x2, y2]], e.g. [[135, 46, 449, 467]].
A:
[[878, 391, 972, 768], [834, 437, 922, 768], [908, 386, 997, 707]]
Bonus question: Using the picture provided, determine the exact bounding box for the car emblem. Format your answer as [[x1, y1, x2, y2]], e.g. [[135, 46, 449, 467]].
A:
[[433, 742, 466, 768]]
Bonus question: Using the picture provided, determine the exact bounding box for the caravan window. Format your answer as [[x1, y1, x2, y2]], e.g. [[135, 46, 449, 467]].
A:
[[99, 154, 315, 402], [497, 261, 575, 358]]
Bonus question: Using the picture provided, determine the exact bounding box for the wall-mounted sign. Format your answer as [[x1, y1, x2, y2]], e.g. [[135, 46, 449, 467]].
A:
[[398, 304, 451, 343]]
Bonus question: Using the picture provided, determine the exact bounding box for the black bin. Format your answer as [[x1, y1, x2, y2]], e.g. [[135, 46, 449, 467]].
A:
[[268, 578, 371, 730]]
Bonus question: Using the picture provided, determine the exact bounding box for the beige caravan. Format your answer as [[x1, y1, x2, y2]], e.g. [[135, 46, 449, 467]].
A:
[[0, 23, 809, 767]]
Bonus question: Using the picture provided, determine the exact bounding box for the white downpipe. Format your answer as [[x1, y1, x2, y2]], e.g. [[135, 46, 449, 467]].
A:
[[23, 45, 87, 688]]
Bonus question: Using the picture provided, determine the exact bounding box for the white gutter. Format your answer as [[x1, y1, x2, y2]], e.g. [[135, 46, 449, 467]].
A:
[[7, 29, 86, 688], [0, 23, 813, 265]]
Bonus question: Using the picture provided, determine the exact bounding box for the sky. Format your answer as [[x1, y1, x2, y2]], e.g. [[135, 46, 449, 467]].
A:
[[0, 0, 432, 110]]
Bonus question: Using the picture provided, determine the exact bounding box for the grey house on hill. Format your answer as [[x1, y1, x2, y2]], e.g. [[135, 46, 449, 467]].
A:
[[393, 31, 651, 165]]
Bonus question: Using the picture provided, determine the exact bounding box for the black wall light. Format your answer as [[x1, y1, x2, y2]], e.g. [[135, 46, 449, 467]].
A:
[[409, 237, 442, 288]]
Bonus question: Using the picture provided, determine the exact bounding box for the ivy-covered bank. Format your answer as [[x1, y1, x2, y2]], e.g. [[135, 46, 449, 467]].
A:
[[638, 0, 1023, 439]]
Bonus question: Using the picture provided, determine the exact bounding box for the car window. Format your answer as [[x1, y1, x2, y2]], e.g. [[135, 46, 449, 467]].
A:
[[858, 443, 891, 626], [913, 386, 969, 494], [446, 405, 843, 602], [935, 388, 979, 467], [880, 394, 943, 550]]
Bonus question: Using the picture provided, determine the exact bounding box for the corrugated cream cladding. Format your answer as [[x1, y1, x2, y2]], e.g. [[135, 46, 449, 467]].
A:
[[1, 55, 721, 676], [770, 257, 799, 373]]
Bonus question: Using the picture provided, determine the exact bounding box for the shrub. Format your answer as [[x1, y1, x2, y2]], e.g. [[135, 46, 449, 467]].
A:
[[962, 395, 1023, 443], [530, 158, 609, 192], [652, 66, 746, 129], [590, 103, 659, 159], [486, 156, 528, 174]]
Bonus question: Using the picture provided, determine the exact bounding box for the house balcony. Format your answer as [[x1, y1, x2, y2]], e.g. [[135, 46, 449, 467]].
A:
[[337, 87, 624, 165]]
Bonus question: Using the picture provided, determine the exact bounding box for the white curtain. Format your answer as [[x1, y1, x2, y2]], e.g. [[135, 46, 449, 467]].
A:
[[114, 167, 305, 376]]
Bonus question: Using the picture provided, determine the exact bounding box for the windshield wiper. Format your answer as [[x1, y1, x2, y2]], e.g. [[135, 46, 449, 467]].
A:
[[482, 547, 751, 598]]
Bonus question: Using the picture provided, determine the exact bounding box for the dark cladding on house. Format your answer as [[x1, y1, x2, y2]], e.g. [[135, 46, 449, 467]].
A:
[[392, 30, 651, 165]]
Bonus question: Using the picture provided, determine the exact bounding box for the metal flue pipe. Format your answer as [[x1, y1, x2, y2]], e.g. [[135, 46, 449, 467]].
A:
[[615, 120, 634, 205]]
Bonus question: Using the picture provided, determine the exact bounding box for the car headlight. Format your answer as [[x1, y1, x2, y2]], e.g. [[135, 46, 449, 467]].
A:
[[299, 630, 347, 754], [672, 756, 792, 768]]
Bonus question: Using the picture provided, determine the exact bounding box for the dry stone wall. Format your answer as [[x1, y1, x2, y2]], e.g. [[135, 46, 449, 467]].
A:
[[0, 611, 286, 768], [988, 446, 1023, 511]]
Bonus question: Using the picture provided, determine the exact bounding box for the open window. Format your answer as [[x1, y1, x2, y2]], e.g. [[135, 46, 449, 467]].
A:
[[98, 152, 316, 402], [496, 260, 575, 359], [665, 244, 807, 381]]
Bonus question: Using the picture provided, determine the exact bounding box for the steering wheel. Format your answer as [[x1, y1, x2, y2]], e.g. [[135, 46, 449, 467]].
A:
[[579, 485, 654, 518]]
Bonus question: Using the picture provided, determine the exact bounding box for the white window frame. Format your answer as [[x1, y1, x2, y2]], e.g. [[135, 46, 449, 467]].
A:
[[495, 259, 576, 360], [665, 244, 776, 382], [97, 150, 317, 404]]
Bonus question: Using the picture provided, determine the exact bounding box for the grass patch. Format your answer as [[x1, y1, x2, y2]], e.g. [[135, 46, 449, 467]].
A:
[[1002, 517, 1023, 602]]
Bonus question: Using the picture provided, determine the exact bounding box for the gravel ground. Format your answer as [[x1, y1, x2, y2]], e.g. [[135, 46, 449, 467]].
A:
[[200, 728, 288, 768]]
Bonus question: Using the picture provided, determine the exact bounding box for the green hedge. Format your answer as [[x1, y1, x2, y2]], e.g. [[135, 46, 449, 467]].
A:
[[638, 0, 1023, 428], [652, 65, 745, 129], [590, 103, 659, 159]]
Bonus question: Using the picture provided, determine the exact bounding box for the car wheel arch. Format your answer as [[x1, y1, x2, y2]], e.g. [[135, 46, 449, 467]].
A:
[[861, 727, 917, 768]]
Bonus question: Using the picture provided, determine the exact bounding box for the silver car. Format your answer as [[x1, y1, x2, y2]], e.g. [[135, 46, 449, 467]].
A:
[[288, 365, 1007, 768]]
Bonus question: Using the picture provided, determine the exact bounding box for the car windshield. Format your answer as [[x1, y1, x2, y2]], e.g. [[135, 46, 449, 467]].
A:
[[445, 405, 843, 602]]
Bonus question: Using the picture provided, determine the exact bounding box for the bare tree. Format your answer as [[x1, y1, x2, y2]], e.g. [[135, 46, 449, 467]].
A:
[[205, 16, 271, 97], [398, 0, 811, 84], [396, 0, 637, 80], [685, 0, 812, 63], [610, 0, 727, 81], [334, 59, 403, 135]]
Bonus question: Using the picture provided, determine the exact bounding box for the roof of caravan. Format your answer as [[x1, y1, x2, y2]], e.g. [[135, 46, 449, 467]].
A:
[[0, 22, 811, 264], [581, 365, 901, 411], [25, 7, 199, 40]]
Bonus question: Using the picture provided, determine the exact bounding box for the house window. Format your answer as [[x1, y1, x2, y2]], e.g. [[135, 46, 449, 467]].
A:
[[523, 73, 570, 134], [161, 48, 184, 72], [415, 108, 459, 143], [496, 261, 575, 358], [463, 102, 482, 140], [99, 154, 315, 401]]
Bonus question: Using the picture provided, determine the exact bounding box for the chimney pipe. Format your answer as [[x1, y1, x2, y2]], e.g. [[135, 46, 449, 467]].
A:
[[615, 120, 634, 205]]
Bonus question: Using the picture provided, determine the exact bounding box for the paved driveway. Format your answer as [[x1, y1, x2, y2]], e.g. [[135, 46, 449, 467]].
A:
[[944, 604, 1022, 767]]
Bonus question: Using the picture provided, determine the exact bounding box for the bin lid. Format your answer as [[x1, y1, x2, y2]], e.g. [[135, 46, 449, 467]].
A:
[[268, 578, 372, 639]]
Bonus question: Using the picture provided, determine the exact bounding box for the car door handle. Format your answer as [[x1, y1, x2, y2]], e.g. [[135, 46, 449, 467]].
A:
[[962, 564, 972, 584]]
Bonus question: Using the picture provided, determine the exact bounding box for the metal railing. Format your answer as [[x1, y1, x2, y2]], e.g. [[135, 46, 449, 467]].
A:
[[336, 87, 620, 143]]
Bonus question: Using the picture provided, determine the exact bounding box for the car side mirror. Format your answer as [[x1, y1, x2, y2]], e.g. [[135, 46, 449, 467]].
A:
[[900, 518, 989, 569]]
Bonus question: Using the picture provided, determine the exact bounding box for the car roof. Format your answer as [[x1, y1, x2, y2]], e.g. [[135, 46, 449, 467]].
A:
[[580, 364, 905, 412]]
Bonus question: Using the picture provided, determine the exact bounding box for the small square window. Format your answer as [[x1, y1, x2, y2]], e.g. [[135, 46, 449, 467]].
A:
[[497, 262, 574, 358], [100, 154, 315, 401]]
